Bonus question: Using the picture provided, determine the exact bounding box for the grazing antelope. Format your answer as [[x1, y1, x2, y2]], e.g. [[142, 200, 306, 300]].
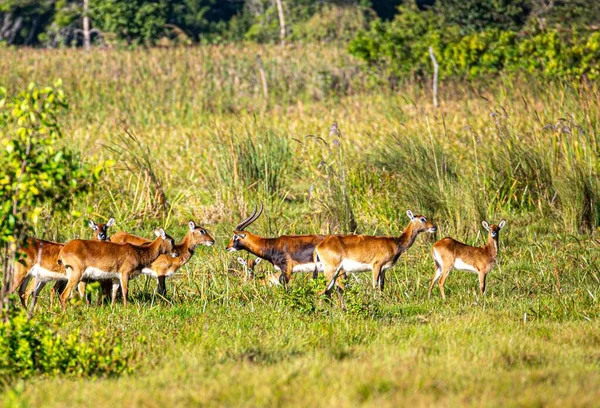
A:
[[226, 204, 326, 285], [57, 228, 178, 309], [315, 210, 436, 300], [237, 256, 263, 281], [429, 220, 506, 299]]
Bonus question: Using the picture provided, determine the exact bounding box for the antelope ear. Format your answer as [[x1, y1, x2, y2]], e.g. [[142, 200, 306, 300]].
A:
[[154, 228, 166, 239], [188, 221, 196, 231], [237, 257, 246, 266], [499, 220, 506, 229], [107, 218, 115, 227], [254, 258, 262, 265], [406, 210, 414, 220], [88, 220, 97, 230], [482, 221, 490, 231]]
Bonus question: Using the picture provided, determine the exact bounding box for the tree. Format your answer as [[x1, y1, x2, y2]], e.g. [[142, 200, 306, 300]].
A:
[[0, 81, 104, 314]]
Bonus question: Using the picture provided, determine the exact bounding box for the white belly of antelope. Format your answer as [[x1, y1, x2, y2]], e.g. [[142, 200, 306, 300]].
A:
[[82, 267, 120, 281], [341, 260, 371, 273], [272, 263, 324, 273], [454, 258, 479, 274], [30, 265, 67, 282], [292, 263, 323, 273], [142, 268, 176, 278]]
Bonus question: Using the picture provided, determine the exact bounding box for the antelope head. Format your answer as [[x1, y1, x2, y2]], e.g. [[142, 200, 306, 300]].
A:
[[187, 220, 215, 248], [406, 210, 437, 234], [89, 217, 115, 241], [226, 203, 264, 252], [482, 220, 506, 240], [154, 228, 179, 258]]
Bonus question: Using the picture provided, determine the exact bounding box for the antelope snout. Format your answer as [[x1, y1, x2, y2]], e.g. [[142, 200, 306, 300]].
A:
[[204, 240, 215, 247], [429, 226, 438, 233]]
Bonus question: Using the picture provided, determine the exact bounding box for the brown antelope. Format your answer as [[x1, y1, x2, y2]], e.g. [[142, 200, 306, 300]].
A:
[[15, 218, 117, 310], [11, 238, 65, 309], [429, 220, 506, 299], [315, 210, 437, 300], [109, 221, 215, 296], [225, 204, 326, 285], [47, 218, 118, 305], [110, 230, 152, 246], [57, 228, 178, 309]]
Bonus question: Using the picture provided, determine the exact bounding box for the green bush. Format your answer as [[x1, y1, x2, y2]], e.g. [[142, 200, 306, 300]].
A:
[[349, 7, 600, 81], [0, 307, 134, 384]]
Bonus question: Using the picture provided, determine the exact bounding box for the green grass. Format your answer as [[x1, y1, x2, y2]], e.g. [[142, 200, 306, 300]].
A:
[[1, 45, 600, 406]]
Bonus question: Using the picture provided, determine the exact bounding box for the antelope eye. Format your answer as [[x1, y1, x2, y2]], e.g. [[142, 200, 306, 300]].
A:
[[420, 217, 426, 223], [200, 229, 206, 234]]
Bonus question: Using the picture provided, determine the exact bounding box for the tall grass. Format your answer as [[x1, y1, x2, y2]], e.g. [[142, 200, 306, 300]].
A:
[[1, 45, 599, 406]]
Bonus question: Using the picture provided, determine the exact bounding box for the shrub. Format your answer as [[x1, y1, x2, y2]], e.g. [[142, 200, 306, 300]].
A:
[[0, 307, 134, 384], [349, 4, 600, 81]]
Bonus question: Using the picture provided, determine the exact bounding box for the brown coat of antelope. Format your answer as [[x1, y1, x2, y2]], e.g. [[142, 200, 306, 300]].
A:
[[57, 228, 178, 309], [429, 220, 506, 299], [225, 204, 326, 285], [109, 221, 215, 295], [315, 210, 437, 302], [13, 218, 116, 312]]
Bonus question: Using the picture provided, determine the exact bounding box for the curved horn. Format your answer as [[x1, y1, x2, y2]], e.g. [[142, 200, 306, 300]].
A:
[[235, 202, 264, 231]]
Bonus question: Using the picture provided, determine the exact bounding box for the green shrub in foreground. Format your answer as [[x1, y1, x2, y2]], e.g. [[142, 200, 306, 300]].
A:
[[0, 306, 134, 384]]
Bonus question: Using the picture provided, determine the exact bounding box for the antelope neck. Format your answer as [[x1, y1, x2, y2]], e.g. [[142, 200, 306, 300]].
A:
[[485, 234, 499, 260], [239, 232, 271, 260], [176, 233, 196, 261], [133, 237, 163, 266], [394, 222, 420, 253]]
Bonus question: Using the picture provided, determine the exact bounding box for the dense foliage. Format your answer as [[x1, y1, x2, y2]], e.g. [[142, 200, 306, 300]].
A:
[[349, 2, 600, 80], [0, 306, 134, 383], [0, 82, 102, 246], [3, 0, 597, 47]]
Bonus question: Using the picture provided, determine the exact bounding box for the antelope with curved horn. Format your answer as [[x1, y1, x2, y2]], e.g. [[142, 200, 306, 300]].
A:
[[315, 210, 436, 302], [429, 220, 506, 299], [109, 221, 215, 296], [57, 228, 178, 309], [226, 204, 326, 285]]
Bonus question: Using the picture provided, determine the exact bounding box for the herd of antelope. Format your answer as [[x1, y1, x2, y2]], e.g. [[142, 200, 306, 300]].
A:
[[9, 203, 506, 313]]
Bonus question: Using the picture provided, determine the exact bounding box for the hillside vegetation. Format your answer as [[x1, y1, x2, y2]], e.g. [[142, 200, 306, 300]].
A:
[[0, 45, 599, 406]]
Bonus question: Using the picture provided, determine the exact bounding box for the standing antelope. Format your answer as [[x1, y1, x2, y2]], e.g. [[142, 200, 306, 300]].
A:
[[225, 204, 326, 285], [110, 221, 215, 296], [15, 218, 116, 310], [57, 228, 178, 309], [11, 238, 65, 309], [429, 220, 506, 299], [48, 218, 118, 305], [315, 210, 436, 301]]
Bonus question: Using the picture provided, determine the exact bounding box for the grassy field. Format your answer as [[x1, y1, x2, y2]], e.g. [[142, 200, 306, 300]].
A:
[[1, 45, 599, 406]]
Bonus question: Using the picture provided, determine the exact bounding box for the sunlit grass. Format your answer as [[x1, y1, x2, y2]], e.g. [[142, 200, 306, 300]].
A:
[[1, 45, 599, 406]]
